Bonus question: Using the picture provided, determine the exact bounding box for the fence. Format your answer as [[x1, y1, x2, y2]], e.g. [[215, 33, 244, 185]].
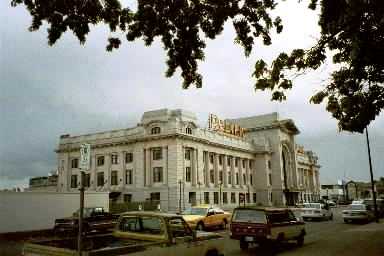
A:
[[110, 200, 162, 213]]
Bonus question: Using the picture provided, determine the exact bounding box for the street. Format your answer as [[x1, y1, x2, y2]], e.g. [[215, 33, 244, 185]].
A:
[[1, 207, 384, 256], [222, 207, 384, 256]]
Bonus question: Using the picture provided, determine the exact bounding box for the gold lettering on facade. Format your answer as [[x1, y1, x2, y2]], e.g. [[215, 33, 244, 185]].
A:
[[208, 114, 246, 137]]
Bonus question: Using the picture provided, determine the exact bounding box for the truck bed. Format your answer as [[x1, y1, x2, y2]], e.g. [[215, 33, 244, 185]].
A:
[[23, 234, 165, 256]]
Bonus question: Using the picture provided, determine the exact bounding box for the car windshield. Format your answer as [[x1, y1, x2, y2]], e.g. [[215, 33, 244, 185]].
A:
[[232, 209, 266, 223], [304, 204, 321, 209], [350, 204, 366, 210], [73, 208, 99, 218], [182, 207, 207, 216]]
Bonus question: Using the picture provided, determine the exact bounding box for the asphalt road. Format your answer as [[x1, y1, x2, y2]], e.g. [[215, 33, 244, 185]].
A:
[[222, 206, 384, 256], [1, 207, 383, 256]]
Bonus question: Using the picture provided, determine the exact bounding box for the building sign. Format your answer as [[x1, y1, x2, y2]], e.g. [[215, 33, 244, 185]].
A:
[[80, 143, 91, 170], [208, 114, 246, 137]]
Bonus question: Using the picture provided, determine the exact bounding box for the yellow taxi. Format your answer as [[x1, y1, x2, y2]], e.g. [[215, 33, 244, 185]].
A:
[[181, 205, 231, 231]]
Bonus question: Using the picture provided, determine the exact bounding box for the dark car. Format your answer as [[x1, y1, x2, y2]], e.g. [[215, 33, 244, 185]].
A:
[[54, 207, 119, 235], [230, 207, 306, 250]]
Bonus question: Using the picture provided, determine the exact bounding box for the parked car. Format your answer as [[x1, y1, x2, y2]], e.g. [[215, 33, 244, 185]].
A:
[[24, 211, 225, 256], [343, 203, 375, 223], [53, 206, 119, 235], [301, 203, 333, 221], [181, 205, 231, 231], [230, 207, 306, 250]]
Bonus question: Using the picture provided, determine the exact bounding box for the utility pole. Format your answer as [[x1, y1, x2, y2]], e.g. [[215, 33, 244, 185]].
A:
[[219, 182, 222, 207], [366, 128, 379, 223], [78, 171, 84, 256], [198, 181, 202, 205]]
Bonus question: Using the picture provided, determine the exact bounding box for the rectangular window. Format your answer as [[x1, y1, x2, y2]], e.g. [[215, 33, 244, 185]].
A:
[[125, 152, 133, 163], [150, 192, 161, 201], [124, 194, 132, 203], [111, 154, 118, 164], [269, 173, 272, 186], [97, 156, 105, 166], [203, 151, 207, 163], [246, 193, 250, 203], [153, 167, 163, 183], [209, 154, 214, 164], [70, 175, 77, 188], [84, 173, 90, 187], [223, 192, 228, 204], [249, 160, 253, 169], [268, 160, 272, 169], [231, 192, 236, 203], [71, 158, 79, 169], [243, 173, 247, 185], [204, 192, 210, 204], [189, 192, 196, 205], [235, 158, 238, 167], [227, 156, 231, 166], [97, 172, 104, 186], [219, 171, 223, 183], [242, 159, 246, 168], [126, 169, 133, 185], [253, 193, 257, 203], [111, 171, 118, 185], [185, 167, 191, 182], [209, 169, 214, 183], [228, 173, 232, 184], [185, 149, 191, 160], [236, 173, 239, 185], [219, 155, 223, 165], [250, 174, 253, 185], [153, 148, 163, 160], [214, 192, 219, 204]]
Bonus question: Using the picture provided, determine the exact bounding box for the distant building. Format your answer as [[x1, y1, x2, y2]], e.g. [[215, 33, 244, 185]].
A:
[[296, 145, 321, 202], [55, 109, 321, 211], [27, 174, 58, 192]]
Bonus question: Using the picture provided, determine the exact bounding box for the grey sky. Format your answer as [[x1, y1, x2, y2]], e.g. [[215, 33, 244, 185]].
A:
[[1, 1, 383, 188]]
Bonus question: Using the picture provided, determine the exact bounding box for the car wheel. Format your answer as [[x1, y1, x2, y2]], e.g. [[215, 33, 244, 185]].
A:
[[220, 219, 228, 230], [297, 235, 304, 247], [240, 240, 249, 250], [196, 222, 205, 231]]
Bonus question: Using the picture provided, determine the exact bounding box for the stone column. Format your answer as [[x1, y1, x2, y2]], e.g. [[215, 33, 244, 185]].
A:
[[91, 155, 97, 190], [145, 148, 152, 187], [192, 148, 197, 186], [231, 156, 235, 188], [120, 151, 125, 189], [164, 146, 168, 185], [204, 151, 209, 187], [239, 158, 244, 187], [223, 155, 228, 187], [106, 153, 111, 190], [214, 153, 219, 186]]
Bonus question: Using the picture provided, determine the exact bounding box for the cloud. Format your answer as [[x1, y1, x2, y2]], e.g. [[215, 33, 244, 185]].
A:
[[1, 1, 383, 189]]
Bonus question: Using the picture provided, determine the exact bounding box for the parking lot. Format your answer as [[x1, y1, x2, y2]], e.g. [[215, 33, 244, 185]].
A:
[[1, 206, 384, 256]]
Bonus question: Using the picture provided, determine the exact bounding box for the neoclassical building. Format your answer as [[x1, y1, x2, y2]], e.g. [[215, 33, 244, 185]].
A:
[[56, 109, 321, 211]]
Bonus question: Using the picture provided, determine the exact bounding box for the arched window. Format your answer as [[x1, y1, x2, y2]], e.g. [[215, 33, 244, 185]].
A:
[[185, 127, 192, 134], [151, 127, 161, 134]]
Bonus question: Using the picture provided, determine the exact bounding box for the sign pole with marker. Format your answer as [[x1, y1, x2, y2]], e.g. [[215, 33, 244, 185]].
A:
[[78, 143, 90, 256]]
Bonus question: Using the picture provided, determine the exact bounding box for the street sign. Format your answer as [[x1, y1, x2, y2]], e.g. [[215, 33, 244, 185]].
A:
[[80, 144, 91, 170]]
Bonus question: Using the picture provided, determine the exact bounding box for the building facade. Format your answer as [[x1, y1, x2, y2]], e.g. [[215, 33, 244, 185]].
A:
[[26, 174, 58, 192], [296, 146, 321, 202], [56, 109, 321, 211]]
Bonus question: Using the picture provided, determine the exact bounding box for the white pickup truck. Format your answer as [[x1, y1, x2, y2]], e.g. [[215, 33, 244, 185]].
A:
[[23, 211, 224, 256]]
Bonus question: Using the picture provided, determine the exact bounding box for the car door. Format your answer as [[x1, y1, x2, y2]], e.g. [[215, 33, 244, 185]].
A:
[[213, 208, 225, 226], [166, 217, 203, 256], [285, 210, 302, 239], [205, 208, 216, 227]]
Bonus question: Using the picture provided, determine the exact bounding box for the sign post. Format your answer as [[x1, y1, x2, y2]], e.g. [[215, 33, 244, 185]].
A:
[[78, 143, 90, 256]]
